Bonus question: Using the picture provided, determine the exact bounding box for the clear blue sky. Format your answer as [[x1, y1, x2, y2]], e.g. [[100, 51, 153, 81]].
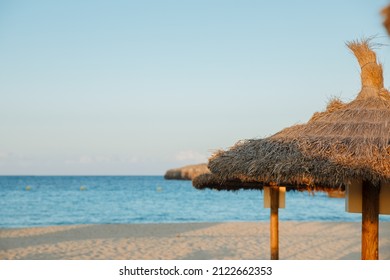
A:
[[0, 0, 389, 175]]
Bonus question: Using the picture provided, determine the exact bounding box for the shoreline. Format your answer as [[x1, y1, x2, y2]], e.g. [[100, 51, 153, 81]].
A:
[[1, 221, 390, 260]]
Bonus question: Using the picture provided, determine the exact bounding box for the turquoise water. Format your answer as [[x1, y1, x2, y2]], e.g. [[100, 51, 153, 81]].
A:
[[0, 176, 388, 228]]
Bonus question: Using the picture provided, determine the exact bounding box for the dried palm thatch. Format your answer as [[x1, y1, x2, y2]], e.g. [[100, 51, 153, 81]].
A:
[[192, 173, 344, 193], [208, 39, 390, 187], [164, 163, 210, 180], [192, 173, 262, 191], [382, 5, 390, 35]]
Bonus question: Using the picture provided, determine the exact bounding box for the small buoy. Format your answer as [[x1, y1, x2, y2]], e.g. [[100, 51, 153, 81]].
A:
[[156, 186, 163, 192], [80, 186, 87, 191], [25, 186, 31, 191]]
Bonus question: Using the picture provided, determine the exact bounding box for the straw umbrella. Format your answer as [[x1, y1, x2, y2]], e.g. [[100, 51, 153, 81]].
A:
[[208, 40, 390, 260], [205, 117, 346, 260]]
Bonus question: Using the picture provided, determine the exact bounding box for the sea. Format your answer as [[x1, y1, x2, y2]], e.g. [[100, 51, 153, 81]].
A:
[[1, 176, 389, 228]]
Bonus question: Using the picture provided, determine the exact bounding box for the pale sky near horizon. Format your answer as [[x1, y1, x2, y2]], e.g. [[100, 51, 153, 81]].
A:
[[0, 0, 389, 175]]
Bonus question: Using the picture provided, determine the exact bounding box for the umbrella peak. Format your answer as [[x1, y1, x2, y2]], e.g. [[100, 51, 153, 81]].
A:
[[347, 39, 384, 99]]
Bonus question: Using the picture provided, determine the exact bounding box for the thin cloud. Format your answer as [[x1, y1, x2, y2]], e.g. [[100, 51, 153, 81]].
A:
[[66, 155, 141, 165], [174, 150, 207, 163]]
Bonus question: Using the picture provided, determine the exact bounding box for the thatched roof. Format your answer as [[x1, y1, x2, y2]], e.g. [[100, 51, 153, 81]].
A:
[[208, 40, 390, 187], [164, 163, 210, 180], [192, 173, 263, 191], [382, 5, 390, 35], [192, 172, 344, 193]]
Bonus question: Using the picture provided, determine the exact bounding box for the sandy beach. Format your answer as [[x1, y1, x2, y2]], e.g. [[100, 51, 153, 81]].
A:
[[1, 222, 389, 260]]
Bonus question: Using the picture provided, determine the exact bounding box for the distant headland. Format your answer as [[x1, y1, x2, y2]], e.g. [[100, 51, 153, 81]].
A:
[[164, 163, 210, 180]]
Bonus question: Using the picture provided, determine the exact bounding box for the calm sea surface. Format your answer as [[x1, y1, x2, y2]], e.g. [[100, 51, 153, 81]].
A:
[[0, 176, 389, 228]]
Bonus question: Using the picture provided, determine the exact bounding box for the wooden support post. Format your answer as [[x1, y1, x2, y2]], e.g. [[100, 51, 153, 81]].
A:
[[362, 180, 380, 260], [270, 185, 279, 260]]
